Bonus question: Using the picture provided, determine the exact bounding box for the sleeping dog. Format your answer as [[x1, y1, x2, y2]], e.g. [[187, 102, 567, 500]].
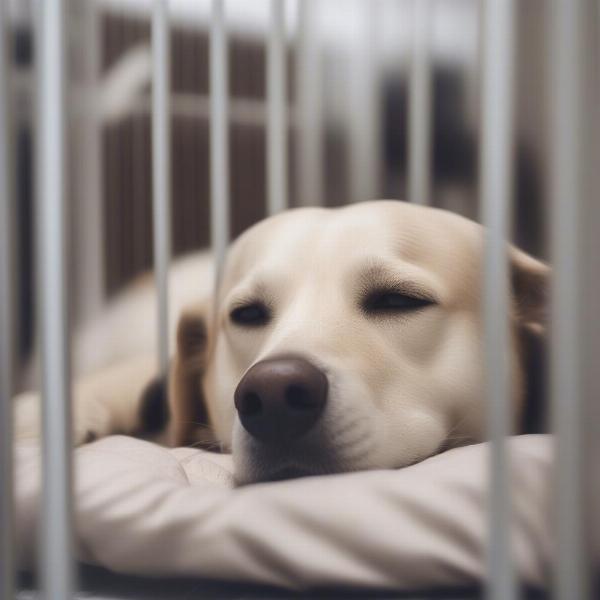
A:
[[15, 201, 548, 485]]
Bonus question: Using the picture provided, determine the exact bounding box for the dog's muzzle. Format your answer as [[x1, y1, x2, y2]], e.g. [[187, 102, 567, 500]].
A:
[[234, 355, 328, 444]]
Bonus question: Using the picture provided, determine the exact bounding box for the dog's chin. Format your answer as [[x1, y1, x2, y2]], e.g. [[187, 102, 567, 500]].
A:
[[231, 411, 381, 486], [264, 466, 308, 480], [232, 434, 350, 486]]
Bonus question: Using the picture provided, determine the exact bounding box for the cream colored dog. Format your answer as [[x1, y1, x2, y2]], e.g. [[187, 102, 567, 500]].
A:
[[15, 201, 548, 485]]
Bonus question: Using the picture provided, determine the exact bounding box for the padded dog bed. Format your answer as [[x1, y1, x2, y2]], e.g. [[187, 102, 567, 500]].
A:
[[15, 435, 553, 592]]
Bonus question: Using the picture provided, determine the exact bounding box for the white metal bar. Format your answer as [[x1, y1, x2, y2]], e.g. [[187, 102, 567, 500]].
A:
[[0, 0, 15, 597], [73, 0, 106, 325], [210, 0, 230, 279], [348, 0, 381, 203], [36, 0, 75, 597], [408, 0, 432, 205], [296, 0, 322, 207], [480, 1, 517, 599], [267, 0, 287, 215], [550, 1, 598, 598], [589, 38, 600, 589], [152, 0, 172, 376]]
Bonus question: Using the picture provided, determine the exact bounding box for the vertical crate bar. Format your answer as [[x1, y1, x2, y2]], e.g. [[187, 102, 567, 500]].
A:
[[550, 0, 598, 597], [588, 56, 600, 592], [267, 0, 287, 215], [74, 0, 105, 324], [408, 0, 432, 205], [36, 0, 75, 597], [0, 0, 14, 596], [152, 0, 171, 377], [480, 0, 517, 599], [348, 0, 380, 203], [296, 0, 322, 207], [210, 0, 230, 279]]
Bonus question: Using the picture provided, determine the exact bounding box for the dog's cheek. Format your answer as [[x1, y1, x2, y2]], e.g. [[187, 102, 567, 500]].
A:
[[381, 404, 449, 467]]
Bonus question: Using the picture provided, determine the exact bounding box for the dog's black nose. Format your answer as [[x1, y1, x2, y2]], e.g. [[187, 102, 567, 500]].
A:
[[234, 356, 328, 444]]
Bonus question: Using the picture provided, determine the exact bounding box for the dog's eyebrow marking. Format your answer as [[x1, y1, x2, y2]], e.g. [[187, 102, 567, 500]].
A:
[[225, 279, 275, 313], [352, 259, 441, 302]]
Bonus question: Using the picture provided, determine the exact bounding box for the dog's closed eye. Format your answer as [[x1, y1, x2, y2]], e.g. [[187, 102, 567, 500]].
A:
[[230, 301, 271, 327], [362, 289, 436, 315]]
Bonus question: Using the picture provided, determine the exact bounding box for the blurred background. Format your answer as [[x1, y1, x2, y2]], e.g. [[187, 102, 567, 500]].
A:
[[5, 0, 550, 390]]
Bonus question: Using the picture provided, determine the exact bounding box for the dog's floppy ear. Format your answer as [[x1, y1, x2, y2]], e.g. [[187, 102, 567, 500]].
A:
[[167, 299, 215, 447], [510, 248, 550, 433], [510, 247, 549, 333]]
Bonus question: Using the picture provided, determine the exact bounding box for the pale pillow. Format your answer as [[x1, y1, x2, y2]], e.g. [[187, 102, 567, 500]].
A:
[[15, 435, 553, 591]]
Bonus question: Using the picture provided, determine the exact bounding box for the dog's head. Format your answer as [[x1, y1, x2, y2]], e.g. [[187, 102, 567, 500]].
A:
[[169, 201, 548, 485]]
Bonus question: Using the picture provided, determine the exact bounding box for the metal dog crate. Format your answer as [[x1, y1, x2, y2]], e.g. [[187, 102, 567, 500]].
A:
[[0, 0, 599, 598]]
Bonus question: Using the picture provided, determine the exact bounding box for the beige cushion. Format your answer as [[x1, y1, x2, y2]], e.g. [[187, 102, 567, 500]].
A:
[[15, 435, 553, 591]]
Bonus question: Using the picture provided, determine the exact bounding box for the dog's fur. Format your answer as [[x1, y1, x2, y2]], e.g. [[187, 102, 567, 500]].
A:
[[15, 201, 548, 485]]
